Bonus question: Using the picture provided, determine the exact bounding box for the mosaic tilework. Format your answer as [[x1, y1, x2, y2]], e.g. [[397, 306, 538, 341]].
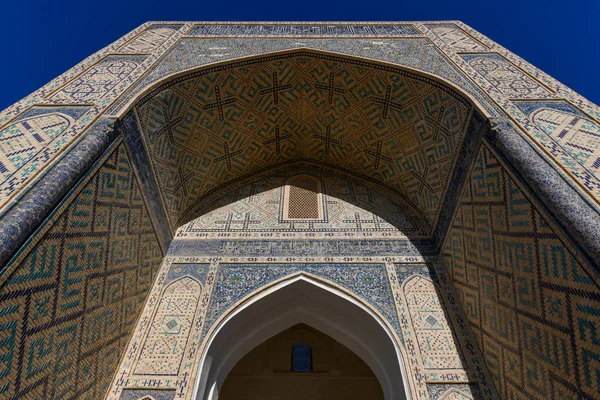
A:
[[133, 277, 202, 376], [391, 263, 497, 399], [453, 20, 600, 121], [0, 22, 150, 123], [120, 388, 176, 400], [108, 37, 501, 117], [460, 54, 550, 99], [175, 164, 428, 240], [206, 263, 399, 338], [131, 263, 209, 380], [118, 25, 182, 54], [51, 55, 147, 103], [441, 143, 600, 399], [168, 237, 428, 257], [0, 22, 193, 219], [135, 52, 473, 232], [403, 275, 465, 371], [419, 22, 600, 209], [188, 23, 421, 36], [0, 106, 91, 211], [513, 100, 600, 189], [1, 20, 599, 400], [485, 118, 600, 265], [0, 118, 119, 270], [120, 109, 173, 251], [0, 106, 87, 196], [110, 259, 496, 400], [0, 142, 163, 399], [426, 24, 488, 53], [427, 383, 479, 399], [108, 260, 218, 400], [108, 162, 497, 399]]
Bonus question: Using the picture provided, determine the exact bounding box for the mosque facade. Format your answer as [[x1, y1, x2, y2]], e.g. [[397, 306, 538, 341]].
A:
[[0, 22, 599, 400]]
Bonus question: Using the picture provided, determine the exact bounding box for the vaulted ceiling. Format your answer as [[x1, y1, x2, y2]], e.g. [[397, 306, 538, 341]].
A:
[[132, 51, 476, 233]]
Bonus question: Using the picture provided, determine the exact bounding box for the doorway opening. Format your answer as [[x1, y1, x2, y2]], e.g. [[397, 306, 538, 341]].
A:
[[220, 323, 384, 400]]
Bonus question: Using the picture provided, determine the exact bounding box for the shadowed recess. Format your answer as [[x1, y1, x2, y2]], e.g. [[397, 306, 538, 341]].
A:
[[130, 50, 479, 234]]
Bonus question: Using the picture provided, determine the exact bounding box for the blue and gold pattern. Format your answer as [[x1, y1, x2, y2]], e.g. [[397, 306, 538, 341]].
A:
[[0, 106, 90, 209], [442, 143, 600, 399], [135, 52, 473, 232], [51, 56, 147, 103], [108, 167, 498, 399], [460, 54, 550, 99], [0, 143, 163, 399], [514, 100, 600, 191], [206, 263, 399, 338]]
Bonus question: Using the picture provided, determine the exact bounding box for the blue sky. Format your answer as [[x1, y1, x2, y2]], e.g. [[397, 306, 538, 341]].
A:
[[1, 0, 598, 111]]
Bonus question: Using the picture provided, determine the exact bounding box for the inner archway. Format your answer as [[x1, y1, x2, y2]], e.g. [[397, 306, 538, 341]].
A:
[[193, 276, 411, 400], [220, 323, 384, 400]]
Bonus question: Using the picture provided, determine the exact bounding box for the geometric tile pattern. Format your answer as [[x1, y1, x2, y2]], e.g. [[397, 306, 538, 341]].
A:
[[1, 19, 599, 400], [0, 143, 163, 399], [392, 262, 497, 399], [136, 52, 472, 232], [461, 54, 550, 98], [110, 36, 501, 118], [0, 113, 74, 186], [108, 165, 498, 399], [118, 26, 180, 54], [402, 275, 465, 371], [175, 164, 429, 240], [0, 106, 89, 209], [107, 260, 218, 400], [427, 383, 478, 400], [110, 256, 498, 399], [514, 100, 600, 192], [427, 24, 488, 53], [133, 277, 202, 376], [205, 263, 399, 339], [442, 143, 600, 399], [51, 55, 146, 103], [187, 23, 422, 36]]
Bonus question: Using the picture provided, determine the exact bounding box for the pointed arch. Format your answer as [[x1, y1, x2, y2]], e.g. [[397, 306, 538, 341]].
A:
[[134, 276, 203, 376], [401, 274, 466, 372], [192, 273, 413, 400], [122, 48, 489, 243]]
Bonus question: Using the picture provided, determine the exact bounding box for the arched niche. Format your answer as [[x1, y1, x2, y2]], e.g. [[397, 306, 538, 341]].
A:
[[220, 323, 385, 399], [123, 48, 489, 242], [192, 275, 412, 400]]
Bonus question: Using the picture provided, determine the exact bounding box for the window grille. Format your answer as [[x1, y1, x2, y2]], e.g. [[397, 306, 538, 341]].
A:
[[291, 343, 312, 372]]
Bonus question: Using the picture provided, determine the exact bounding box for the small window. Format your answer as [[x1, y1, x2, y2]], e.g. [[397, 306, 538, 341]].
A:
[[282, 175, 324, 221], [291, 343, 312, 372]]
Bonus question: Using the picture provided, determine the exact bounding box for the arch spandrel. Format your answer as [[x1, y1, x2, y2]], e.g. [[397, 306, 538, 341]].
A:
[[130, 50, 481, 236]]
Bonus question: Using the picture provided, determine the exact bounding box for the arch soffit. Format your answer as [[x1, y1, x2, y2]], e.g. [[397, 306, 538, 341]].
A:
[[175, 160, 430, 234], [126, 48, 488, 114], [195, 272, 413, 399], [125, 48, 488, 235]]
